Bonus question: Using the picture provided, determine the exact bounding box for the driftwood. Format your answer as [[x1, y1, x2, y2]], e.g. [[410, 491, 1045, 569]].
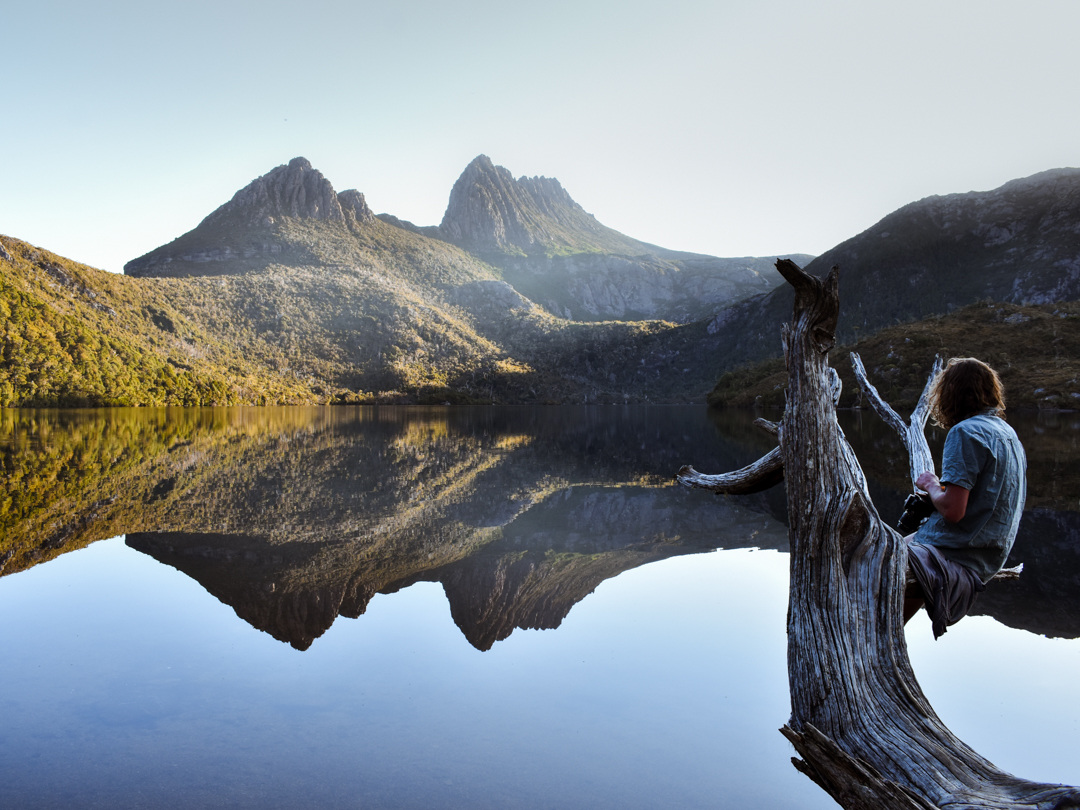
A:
[[678, 259, 1079, 810]]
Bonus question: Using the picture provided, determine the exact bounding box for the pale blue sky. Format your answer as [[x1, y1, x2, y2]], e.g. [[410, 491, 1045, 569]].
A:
[[4, 0, 1078, 273]]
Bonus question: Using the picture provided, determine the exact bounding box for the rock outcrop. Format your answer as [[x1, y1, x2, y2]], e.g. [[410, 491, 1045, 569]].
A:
[[337, 188, 376, 225], [181, 156, 374, 229], [124, 157, 379, 277], [202, 157, 346, 227], [438, 154, 645, 256]]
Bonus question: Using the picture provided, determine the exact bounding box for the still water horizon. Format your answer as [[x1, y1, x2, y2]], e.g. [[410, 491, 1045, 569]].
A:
[[1, 405, 1078, 808]]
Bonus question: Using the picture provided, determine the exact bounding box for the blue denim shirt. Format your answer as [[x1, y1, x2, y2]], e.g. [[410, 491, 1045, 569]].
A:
[[915, 412, 1027, 583]]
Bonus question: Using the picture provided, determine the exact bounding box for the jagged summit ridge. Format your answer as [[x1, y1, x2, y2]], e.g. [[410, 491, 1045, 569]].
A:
[[203, 157, 340, 226], [124, 157, 377, 276], [439, 154, 629, 255], [201, 157, 374, 228]]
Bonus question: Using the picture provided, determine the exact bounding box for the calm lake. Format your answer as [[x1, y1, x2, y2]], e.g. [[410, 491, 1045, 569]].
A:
[[1, 405, 1078, 809]]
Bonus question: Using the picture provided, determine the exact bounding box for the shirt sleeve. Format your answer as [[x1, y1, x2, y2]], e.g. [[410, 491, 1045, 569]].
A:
[[940, 423, 986, 491]]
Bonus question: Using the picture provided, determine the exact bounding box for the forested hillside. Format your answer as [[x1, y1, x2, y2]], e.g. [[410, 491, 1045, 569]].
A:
[[0, 237, 308, 406], [0, 233, 720, 407]]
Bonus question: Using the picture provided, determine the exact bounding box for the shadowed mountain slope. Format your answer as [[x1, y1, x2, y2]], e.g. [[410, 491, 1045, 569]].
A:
[[701, 168, 1080, 371]]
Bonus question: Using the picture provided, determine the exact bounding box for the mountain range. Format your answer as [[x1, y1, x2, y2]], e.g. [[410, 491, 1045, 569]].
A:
[[124, 155, 790, 324], [2, 157, 1079, 407]]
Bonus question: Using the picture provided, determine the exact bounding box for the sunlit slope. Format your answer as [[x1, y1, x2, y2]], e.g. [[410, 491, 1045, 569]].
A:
[[2, 230, 738, 405], [0, 237, 317, 406], [1, 234, 526, 405]]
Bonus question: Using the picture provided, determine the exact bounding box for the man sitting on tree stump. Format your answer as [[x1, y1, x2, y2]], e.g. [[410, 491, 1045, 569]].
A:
[[903, 357, 1028, 637]]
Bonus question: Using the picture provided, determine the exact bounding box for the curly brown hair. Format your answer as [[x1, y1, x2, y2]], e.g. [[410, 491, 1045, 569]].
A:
[[928, 357, 1006, 429]]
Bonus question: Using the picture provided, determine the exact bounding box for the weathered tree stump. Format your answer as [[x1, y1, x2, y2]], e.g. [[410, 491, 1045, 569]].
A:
[[678, 259, 1079, 810]]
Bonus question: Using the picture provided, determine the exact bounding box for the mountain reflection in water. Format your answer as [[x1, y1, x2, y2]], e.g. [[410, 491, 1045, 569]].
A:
[[2, 405, 1079, 647]]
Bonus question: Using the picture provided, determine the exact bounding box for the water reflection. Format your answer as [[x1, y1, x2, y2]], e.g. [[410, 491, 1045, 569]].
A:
[[2, 405, 1078, 646]]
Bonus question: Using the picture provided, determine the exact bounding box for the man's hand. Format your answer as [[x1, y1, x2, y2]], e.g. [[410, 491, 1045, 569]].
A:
[[916, 471, 969, 523], [915, 471, 940, 494]]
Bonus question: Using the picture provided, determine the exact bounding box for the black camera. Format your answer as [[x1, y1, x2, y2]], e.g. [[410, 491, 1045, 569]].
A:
[[897, 493, 935, 534]]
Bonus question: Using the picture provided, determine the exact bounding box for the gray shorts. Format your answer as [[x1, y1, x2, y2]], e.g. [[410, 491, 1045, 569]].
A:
[[905, 538, 985, 639]]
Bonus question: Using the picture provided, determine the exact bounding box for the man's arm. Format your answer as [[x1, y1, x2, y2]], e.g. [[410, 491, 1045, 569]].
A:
[[915, 471, 969, 523]]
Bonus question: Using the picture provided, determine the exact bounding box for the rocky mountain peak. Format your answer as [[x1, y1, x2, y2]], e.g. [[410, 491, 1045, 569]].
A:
[[200, 157, 347, 227], [124, 158, 384, 277], [517, 174, 579, 215], [440, 155, 531, 248], [439, 154, 607, 254]]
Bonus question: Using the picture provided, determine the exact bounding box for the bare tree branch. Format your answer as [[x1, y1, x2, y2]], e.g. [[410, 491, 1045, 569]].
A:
[[851, 352, 942, 491], [676, 448, 784, 495], [754, 417, 780, 437]]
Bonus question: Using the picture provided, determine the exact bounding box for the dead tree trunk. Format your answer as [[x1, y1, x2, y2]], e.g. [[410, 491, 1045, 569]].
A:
[[678, 259, 1079, 810]]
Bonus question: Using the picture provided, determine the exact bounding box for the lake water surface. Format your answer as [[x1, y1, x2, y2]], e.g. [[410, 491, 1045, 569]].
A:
[[1, 405, 1078, 809]]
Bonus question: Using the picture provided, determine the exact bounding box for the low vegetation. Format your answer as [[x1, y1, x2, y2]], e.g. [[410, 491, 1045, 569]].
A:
[[1, 233, 721, 407], [708, 300, 1080, 411]]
